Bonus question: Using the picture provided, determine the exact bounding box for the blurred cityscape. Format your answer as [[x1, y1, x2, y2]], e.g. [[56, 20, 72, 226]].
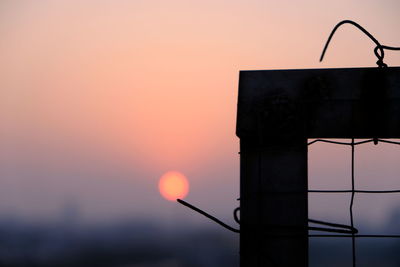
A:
[[0, 208, 399, 267]]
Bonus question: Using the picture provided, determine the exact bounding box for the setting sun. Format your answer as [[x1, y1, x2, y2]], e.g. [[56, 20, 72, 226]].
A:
[[158, 171, 189, 201]]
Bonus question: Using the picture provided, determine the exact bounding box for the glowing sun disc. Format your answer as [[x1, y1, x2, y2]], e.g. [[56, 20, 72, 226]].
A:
[[159, 171, 189, 201]]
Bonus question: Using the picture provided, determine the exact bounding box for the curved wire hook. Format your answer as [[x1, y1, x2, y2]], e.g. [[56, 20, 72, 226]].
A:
[[178, 199, 358, 235], [320, 20, 400, 67], [234, 207, 240, 224]]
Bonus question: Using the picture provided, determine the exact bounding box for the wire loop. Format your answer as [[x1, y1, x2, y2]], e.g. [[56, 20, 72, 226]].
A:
[[320, 20, 400, 68]]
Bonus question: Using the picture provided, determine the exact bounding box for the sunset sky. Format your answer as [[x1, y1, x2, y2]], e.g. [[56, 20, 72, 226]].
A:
[[1, 0, 400, 230]]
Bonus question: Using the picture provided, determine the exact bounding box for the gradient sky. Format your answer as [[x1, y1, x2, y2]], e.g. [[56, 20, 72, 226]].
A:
[[1, 0, 400, 229]]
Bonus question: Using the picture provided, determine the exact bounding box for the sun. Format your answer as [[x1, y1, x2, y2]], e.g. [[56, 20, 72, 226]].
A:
[[158, 171, 189, 201]]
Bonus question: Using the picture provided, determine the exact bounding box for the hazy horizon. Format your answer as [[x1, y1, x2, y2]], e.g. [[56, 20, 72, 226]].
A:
[[1, 1, 400, 265]]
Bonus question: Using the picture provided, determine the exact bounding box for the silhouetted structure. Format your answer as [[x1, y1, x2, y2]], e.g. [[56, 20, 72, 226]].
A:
[[236, 67, 400, 266]]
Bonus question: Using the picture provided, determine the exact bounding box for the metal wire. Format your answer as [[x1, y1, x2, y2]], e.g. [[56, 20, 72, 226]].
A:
[[177, 138, 400, 267], [308, 138, 400, 267], [177, 199, 240, 233], [177, 198, 358, 234], [310, 234, 400, 238], [308, 218, 358, 234], [320, 20, 400, 68], [350, 138, 356, 267], [309, 190, 400, 193], [176, 20, 400, 265]]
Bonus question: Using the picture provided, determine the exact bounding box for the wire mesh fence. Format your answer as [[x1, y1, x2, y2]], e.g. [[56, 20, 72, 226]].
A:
[[308, 138, 400, 267]]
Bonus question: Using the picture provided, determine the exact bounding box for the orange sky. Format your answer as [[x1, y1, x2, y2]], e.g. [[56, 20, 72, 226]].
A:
[[1, 0, 400, 226]]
